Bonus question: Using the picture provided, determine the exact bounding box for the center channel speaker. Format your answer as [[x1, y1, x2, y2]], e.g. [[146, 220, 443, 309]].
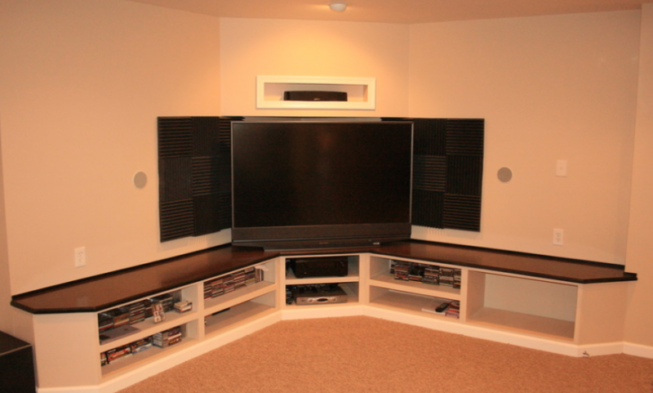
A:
[[283, 91, 347, 102]]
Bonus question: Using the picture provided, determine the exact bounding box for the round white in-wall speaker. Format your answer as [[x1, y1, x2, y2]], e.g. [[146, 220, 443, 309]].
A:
[[133, 171, 148, 189], [497, 167, 512, 183]]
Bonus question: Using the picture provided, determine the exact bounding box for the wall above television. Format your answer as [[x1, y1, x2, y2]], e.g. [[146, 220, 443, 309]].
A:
[[157, 116, 484, 243]]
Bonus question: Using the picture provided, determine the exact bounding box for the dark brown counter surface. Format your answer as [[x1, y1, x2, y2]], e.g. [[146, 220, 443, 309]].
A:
[[11, 241, 636, 314]]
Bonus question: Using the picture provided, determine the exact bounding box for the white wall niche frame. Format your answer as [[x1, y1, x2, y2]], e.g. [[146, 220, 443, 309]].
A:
[[256, 76, 376, 110]]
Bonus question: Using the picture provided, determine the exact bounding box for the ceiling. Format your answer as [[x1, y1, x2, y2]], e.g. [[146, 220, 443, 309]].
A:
[[128, 0, 652, 24]]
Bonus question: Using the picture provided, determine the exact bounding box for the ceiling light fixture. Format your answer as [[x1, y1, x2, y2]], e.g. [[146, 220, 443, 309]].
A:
[[329, 2, 347, 12]]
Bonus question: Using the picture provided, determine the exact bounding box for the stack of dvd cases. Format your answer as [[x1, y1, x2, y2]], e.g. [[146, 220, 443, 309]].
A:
[[445, 301, 461, 318], [390, 260, 461, 290], [390, 260, 410, 280], [150, 293, 174, 312], [203, 266, 262, 300], [439, 267, 455, 287], [153, 326, 183, 348], [101, 336, 154, 367], [423, 265, 440, 285], [128, 300, 148, 325], [98, 290, 187, 339]]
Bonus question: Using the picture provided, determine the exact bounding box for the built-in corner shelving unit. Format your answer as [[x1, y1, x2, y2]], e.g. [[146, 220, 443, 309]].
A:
[[256, 75, 376, 110], [10, 241, 636, 393]]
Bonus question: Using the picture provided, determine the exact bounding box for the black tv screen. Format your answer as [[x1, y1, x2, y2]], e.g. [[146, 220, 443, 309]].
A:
[[231, 120, 413, 250]]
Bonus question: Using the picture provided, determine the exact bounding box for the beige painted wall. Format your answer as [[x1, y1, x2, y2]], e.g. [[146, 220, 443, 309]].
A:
[[624, 4, 653, 348], [219, 18, 410, 117], [409, 12, 641, 264], [0, 0, 226, 295], [1, 1, 651, 350]]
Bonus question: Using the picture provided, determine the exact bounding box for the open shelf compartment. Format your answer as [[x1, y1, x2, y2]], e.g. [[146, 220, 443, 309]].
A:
[[466, 270, 578, 341], [101, 320, 199, 378], [204, 291, 277, 337], [285, 255, 360, 285], [368, 286, 462, 321]]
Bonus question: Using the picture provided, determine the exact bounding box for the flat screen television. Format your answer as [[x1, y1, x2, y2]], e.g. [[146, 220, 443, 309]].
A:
[[231, 120, 413, 250]]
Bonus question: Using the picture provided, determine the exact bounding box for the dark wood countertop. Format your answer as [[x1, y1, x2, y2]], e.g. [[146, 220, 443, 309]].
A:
[[11, 241, 636, 314], [372, 241, 637, 283]]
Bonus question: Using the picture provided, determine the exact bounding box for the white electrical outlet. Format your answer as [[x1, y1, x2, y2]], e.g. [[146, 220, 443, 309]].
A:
[[74, 247, 86, 267], [553, 229, 564, 246]]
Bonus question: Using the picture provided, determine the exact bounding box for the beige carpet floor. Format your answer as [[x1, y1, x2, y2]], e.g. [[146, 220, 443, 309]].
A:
[[118, 316, 653, 393]]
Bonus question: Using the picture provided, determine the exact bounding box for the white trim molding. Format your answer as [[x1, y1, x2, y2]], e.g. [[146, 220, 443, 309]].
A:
[[256, 75, 376, 110]]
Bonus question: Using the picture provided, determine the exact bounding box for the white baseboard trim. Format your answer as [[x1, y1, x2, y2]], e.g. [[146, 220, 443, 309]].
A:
[[281, 304, 364, 320], [623, 342, 653, 359]]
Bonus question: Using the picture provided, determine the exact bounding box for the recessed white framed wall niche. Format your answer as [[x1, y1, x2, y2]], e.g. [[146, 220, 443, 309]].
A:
[[256, 76, 376, 110]]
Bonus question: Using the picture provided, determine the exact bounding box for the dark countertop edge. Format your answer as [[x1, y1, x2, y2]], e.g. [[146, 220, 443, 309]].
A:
[[392, 239, 635, 271], [11, 245, 280, 314], [374, 248, 639, 284], [11, 240, 638, 314], [370, 241, 639, 283]]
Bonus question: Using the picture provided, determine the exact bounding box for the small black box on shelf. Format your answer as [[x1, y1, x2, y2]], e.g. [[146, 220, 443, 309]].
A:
[[283, 90, 347, 102], [289, 256, 349, 278]]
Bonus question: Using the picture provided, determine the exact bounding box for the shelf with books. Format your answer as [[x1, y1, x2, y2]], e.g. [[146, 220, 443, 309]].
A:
[[98, 285, 199, 350], [368, 256, 462, 300], [203, 261, 277, 314], [100, 320, 200, 378], [203, 261, 275, 306]]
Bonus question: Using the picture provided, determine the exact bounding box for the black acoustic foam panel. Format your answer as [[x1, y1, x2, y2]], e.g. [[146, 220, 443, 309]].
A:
[[158, 116, 484, 242], [158, 117, 236, 241], [389, 117, 484, 232]]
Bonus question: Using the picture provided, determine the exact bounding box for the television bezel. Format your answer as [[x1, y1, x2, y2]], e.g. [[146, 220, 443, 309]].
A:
[[230, 120, 414, 251]]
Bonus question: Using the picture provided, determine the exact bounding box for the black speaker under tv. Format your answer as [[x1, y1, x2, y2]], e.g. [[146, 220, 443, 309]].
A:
[[231, 120, 413, 250]]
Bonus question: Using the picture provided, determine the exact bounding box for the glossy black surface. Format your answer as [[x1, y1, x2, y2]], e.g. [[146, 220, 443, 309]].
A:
[[0, 331, 36, 393], [11, 241, 636, 314], [231, 121, 413, 249]]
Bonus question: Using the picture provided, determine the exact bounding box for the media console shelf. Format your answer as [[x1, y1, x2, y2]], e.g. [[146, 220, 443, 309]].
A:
[[10, 241, 636, 393]]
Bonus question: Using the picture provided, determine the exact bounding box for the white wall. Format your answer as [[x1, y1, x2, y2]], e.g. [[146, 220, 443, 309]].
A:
[[0, 0, 226, 295], [409, 11, 641, 264], [219, 18, 410, 118]]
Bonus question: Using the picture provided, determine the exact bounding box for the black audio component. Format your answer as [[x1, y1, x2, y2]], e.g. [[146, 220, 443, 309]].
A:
[[289, 284, 348, 305], [289, 256, 349, 278], [283, 91, 347, 102]]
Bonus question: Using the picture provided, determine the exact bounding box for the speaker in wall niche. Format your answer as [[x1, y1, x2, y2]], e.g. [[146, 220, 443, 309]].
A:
[[283, 91, 347, 102]]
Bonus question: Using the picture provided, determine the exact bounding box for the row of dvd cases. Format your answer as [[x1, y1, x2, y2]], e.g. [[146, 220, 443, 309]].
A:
[[98, 259, 278, 377], [367, 256, 464, 321]]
